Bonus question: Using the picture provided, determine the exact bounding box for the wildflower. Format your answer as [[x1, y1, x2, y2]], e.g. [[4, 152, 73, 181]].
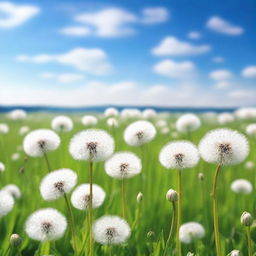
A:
[[0, 191, 15, 218], [51, 115, 73, 132], [218, 113, 234, 124], [2, 184, 21, 199], [104, 107, 119, 117], [166, 189, 178, 202], [81, 115, 98, 126], [0, 123, 9, 134], [179, 222, 205, 244], [176, 114, 201, 133], [246, 124, 256, 136], [8, 109, 27, 120], [231, 179, 252, 194]]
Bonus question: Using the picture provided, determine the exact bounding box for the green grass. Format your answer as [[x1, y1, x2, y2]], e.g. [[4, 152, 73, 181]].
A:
[[0, 113, 255, 256]]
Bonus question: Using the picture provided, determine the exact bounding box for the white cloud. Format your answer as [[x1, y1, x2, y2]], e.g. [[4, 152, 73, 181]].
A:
[[209, 69, 233, 80], [17, 48, 112, 75], [241, 66, 256, 78], [228, 89, 256, 100], [0, 2, 39, 28], [141, 7, 169, 24], [187, 31, 201, 40], [153, 59, 196, 78], [206, 16, 243, 35], [212, 56, 225, 63], [59, 26, 91, 36], [215, 81, 231, 89], [152, 36, 211, 56], [40, 73, 84, 83]]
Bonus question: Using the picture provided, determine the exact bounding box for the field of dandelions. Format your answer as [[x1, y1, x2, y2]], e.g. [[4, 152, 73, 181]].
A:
[[0, 108, 256, 256]]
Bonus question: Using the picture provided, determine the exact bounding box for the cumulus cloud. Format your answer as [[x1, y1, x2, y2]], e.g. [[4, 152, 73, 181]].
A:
[[0, 2, 39, 28], [206, 16, 243, 35], [141, 7, 169, 24], [215, 81, 231, 89], [187, 31, 202, 40], [17, 48, 112, 75], [209, 69, 233, 80], [59, 26, 91, 36], [153, 59, 196, 78], [40, 73, 84, 83], [241, 66, 256, 78], [152, 36, 211, 56]]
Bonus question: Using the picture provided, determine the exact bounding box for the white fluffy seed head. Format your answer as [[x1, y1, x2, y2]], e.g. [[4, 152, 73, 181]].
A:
[[11, 153, 20, 161], [104, 107, 119, 117], [93, 215, 131, 245], [8, 109, 27, 120], [69, 129, 115, 162], [199, 128, 249, 166], [40, 169, 77, 201], [245, 161, 254, 169], [159, 141, 200, 169], [81, 115, 98, 126], [23, 129, 61, 157], [71, 183, 105, 210], [107, 118, 118, 128], [235, 107, 256, 120], [156, 120, 168, 128], [105, 152, 142, 179], [19, 126, 30, 135], [25, 208, 67, 241], [230, 250, 240, 256], [142, 109, 157, 119], [0, 162, 5, 172], [0, 191, 15, 218], [51, 116, 73, 132], [121, 108, 141, 119], [2, 184, 21, 199], [176, 114, 201, 133], [218, 113, 235, 125], [179, 222, 205, 244], [246, 124, 256, 136], [231, 179, 252, 194], [124, 120, 156, 146], [0, 123, 9, 134]]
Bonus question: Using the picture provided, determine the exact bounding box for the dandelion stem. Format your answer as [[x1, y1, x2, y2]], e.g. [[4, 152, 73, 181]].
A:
[[89, 161, 94, 256], [64, 193, 78, 255], [43, 153, 51, 172], [122, 178, 127, 219], [164, 201, 176, 256], [212, 164, 222, 256], [176, 169, 182, 256], [246, 226, 253, 256]]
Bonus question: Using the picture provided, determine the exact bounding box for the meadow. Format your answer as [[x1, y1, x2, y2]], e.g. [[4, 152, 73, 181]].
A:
[[0, 109, 255, 256]]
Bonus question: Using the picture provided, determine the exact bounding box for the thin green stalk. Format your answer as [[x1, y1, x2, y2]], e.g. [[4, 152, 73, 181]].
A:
[[176, 170, 182, 256], [43, 152, 51, 172], [64, 193, 78, 255], [246, 226, 253, 256], [164, 201, 176, 256], [212, 165, 222, 256], [122, 179, 127, 219], [89, 161, 94, 256]]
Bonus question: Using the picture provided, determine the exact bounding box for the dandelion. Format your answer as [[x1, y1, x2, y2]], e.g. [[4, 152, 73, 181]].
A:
[[0, 162, 5, 172], [245, 161, 254, 169], [235, 107, 256, 120], [10, 233, 22, 247], [19, 126, 30, 135], [25, 208, 67, 242], [241, 211, 253, 256], [105, 152, 142, 218], [81, 115, 98, 126], [71, 183, 106, 210], [246, 124, 256, 136], [11, 153, 20, 161], [107, 118, 118, 128], [179, 222, 205, 244], [156, 119, 168, 128], [218, 113, 235, 124], [142, 109, 157, 119], [230, 250, 240, 256], [121, 108, 141, 119], [159, 141, 199, 256], [161, 127, 170, 134], [23, 129, 61, 172], [0, 191, 15, 218], [124, 120, 156, 147], [199, 128, 249, 256], [8, 109, 27, 120], [0, 123, 9, 134], [104, 107, 119, 117], [93, 215, 131, 245], [231, 179, 252, 194], [2, 184, 21, 199], [51, 115, 73, 132], [176, 113, 201, 134]]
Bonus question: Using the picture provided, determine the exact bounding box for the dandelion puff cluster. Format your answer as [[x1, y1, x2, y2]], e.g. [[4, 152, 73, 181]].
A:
[[81, 115, 98, 126], [25, 208, 67, 241], [8, 109, 27, 120], [142, 109, 157, 119], [19, 126, 30, 135], [121, 108, 141, 119], [124, 120, 156, 146], [51, 115, 73, 132], [0, 123, 9, 134], [107, 118, 118, 128], [0, 162, 5, 172], [179, 222, 205, 244], [2, 184, 21, 199], [176, 114, 201, 133], [69, 129, 115, 162], [105, 152, 142, 179], [71, 183, 105, 210], [159, 141, 200, 169], [93, 215, 131, 245], [23, 129, 61, 157], [218, 113, 235, 125], [0, 191, 15, 218], [199, 128, 249, 166], [40, 169, 77, 201], [104, 107, 119, 117], [235, 107, 256, 120], [231, 179, 252, 194], [246, 124, 256, 136]]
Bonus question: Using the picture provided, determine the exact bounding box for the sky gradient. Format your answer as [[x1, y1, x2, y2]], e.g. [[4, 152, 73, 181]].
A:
[[0, 0, 256, 107]]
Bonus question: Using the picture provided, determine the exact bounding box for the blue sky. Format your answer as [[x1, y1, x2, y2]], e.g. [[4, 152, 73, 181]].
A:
[[0, 0, 255, 107]]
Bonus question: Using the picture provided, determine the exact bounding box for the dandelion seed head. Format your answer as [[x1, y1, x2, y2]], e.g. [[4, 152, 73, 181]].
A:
[[8, 109, 27, 120], [23, 129, 60, 157], [11, 153, 20, 161], [0, 162, 5, 172], [245, 161, 254, 169], [121, 108, 141, 119], [246, 124, 256, 136], [199, 128, 249, 166], [81, 115, 98, 126], [25, 208, 67, 241], [93, 215, 131, 245], [0, 191, 15, 218], [176, 114, 201, 133], [179, 222, 205, 244], [159, 141, 200, 169], [0, 123, 9, 134], [124, 120, 156, 146], [19, 126, 30, 135], [104, 107, 119, 117], [218, 113, 235, 125], [235, 107, 256, 120], [71, 183, 105, 210], [230, 250, 240, 256], [2, 184, 21, 199], [40, 169, 77, 201], [142, 109, 157, 119], [51, 116, 73, 132], [69, 129, 114, 162], [105, 152, 142, 179], [231, 179, 252, 194], [107, 118, 118, 128]]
